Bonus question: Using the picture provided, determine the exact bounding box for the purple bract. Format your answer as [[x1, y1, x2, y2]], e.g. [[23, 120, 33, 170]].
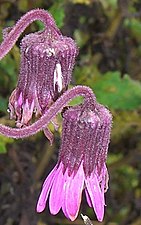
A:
[[9, 31, 78, 127], [0, 9, 78, 127], [37, 103, 112, 221]]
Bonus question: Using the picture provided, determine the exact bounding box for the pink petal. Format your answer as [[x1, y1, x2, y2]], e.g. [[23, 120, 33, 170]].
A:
[[85, 173, 105, 222], [62, 163, 84, 221], [36, 165, 57, 212], [85, 188, 92, 208], [61, 170, 71, 219], [49, 163, 64, 214], [62, 202, 70, 219]]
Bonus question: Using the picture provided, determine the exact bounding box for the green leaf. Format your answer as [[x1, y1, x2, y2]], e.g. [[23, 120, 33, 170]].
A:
[[0, 54, 17, 85], [124, 18, 141, 41], [0, 143, 6, 154], [0, 96, 8, 112], [0, 55, 16, 78], [36, 20, 45, 30], [90, 71, 141, 110], [69, 96, 83, 106], [0, 135, 13, 154], [49, 1, 65, 28]]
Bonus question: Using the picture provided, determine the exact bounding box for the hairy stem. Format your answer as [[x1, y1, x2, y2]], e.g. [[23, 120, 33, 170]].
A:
[[0, 9, 61, 60], [0, 85, 96, 138]]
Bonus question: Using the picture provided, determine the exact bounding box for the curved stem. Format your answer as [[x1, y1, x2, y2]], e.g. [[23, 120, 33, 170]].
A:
[[0, 9, 61, 60], [0, 86, 96, 139]]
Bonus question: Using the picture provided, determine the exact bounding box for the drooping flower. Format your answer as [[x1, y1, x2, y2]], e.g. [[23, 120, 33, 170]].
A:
[[1, 9, 78, 127], [36, 102, 112, 221]]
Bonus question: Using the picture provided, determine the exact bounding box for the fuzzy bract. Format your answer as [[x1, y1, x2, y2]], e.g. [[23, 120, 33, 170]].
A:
[[37, 103, 112, 221], [7, 15, 78, 127]]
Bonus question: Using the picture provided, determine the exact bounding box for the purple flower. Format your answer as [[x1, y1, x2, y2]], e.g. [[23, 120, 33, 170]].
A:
[[0, 9, 78, 127], [36, 103, 112, 221]]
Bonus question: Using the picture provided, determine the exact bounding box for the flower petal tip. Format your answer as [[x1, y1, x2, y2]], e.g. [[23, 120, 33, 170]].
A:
[[97, 217, 104, 222], [36, 203, 45, 213], [68, 214, 78, 221], [96, 211, 104, 222]]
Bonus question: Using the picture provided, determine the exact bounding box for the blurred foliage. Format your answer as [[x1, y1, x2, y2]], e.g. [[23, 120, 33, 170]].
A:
[[71, 0, 93, 5], [91, 72, 141, 110], [0, 0, 141, 225], [49, 0, 65, 28], [124, 18, 141, 41], [75, 67, 141, 110]]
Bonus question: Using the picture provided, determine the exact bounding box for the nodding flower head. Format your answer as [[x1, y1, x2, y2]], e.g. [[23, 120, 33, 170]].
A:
[[6, 10, 78, 127], [36, 102, 112, 221]]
